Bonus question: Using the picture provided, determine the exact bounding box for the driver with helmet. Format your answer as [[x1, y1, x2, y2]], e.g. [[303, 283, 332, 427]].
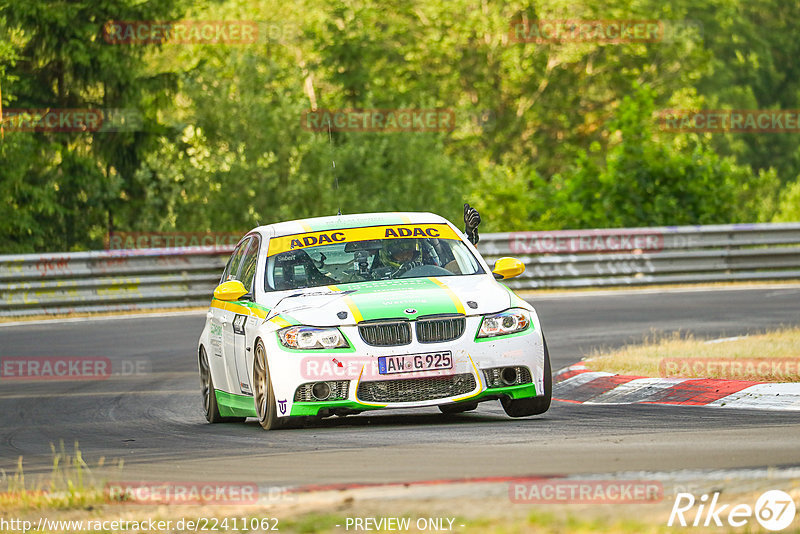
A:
[[381, 239, 422, 268], [371, 239, 424, 278]]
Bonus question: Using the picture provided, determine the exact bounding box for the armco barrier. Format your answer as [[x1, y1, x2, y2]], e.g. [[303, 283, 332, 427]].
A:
[[479, 222, 800, 289], [0, 248, 232, 317], [1, 223, 799, 317]]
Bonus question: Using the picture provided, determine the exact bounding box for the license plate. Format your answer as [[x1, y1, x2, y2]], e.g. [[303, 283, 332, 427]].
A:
[[378, 351, 453, 375]]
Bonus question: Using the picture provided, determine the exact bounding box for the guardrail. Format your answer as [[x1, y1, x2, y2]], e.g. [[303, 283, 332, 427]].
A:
[[0, 248, 232, 317], [1, 222, 799, 317], [479, 222, 800, 290]]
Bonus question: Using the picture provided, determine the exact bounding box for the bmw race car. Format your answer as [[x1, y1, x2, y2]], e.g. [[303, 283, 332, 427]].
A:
[[197, 211, 551, 429]]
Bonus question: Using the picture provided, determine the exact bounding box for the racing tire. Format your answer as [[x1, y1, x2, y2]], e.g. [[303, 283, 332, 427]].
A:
[[501, 336, 552, 417], [438, 402, 478, 414], [253, 340, 286, 430], [199, 346, 245, 424]]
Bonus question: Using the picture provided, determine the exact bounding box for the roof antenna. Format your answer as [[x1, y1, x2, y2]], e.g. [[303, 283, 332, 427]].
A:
[[325, 116, 341, 216]]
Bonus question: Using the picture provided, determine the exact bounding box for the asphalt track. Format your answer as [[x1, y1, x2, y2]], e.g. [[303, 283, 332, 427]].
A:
[[1, 286, 799, 486]]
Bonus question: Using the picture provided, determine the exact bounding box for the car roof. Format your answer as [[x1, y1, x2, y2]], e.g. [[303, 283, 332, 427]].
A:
[[248, 212, 454, 239]]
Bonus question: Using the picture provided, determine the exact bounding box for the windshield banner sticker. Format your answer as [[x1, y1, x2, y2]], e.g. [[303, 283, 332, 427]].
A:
[[267, 224, 460, 256]]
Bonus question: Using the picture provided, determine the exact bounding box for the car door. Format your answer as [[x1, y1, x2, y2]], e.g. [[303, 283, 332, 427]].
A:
[[212, 238, 250, 393], [209, 239, 248, 364], [222, 236, 260, 396]]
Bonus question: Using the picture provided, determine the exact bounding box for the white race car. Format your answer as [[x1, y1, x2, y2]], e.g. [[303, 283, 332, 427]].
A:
[[197, 212, 551, 429]]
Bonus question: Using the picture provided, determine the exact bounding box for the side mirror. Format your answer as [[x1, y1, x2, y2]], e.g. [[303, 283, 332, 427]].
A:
[[213, 280, 248, 301], [492, 257, 525, 280]]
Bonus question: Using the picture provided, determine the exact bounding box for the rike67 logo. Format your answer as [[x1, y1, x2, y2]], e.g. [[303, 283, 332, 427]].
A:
[[669, 490, 797, 531]]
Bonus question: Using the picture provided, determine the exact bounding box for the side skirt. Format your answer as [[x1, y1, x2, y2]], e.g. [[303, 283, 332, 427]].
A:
[[216, 390, 258, 418]]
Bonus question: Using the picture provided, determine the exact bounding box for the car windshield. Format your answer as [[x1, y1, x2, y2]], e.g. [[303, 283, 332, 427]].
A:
[[264, 224, 484, 292]]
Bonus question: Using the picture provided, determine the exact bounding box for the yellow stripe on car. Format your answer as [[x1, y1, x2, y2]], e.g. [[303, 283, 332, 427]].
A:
[[327, 284, 364, 322], [341, 295, 364, 323], [354, 365, 386, 407], [427, 277, 466, 315], [451, 355, 483, 402], [210, 299, 268, 318], [269, 316, 292, 328]]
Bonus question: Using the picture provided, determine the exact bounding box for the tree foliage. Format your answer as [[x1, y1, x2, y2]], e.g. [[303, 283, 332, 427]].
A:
[[1, 0, 798, 251]]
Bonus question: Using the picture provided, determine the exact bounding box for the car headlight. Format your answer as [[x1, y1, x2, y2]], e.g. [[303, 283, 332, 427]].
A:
[[477, 309, 530, 338], [278, 326, 349, 349]]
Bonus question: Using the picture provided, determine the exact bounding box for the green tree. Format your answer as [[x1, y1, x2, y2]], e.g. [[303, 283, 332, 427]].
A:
[[3, 0, 799, 252], [773, 177, 800, 222], [536, 85, 778, 228], [0, 0, 188, 250]]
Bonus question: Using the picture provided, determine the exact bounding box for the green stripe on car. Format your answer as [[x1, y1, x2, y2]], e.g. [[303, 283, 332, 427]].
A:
[[336, 278, 460, 321], [215, 390, 258, 418]]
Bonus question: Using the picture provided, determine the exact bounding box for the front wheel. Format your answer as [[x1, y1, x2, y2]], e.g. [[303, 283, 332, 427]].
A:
[[253, 340, 285, 430], [199, 346, 244, 423], [501, 336, 552, 417]]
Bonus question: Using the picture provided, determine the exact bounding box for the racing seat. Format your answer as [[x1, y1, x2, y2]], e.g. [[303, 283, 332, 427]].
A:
[[272, 250, 334, 290]]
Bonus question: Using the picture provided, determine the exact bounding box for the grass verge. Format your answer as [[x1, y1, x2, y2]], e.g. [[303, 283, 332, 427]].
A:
[[583, 327, 800, 381], [1, 442, 122, 512], [3, 446, 798, 533]]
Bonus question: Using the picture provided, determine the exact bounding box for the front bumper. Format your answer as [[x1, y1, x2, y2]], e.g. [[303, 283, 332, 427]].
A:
[[264, 315, 546, 418]]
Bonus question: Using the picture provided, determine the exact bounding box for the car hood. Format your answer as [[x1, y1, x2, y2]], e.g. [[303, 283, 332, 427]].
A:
[[266, 276, 514, 327]]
